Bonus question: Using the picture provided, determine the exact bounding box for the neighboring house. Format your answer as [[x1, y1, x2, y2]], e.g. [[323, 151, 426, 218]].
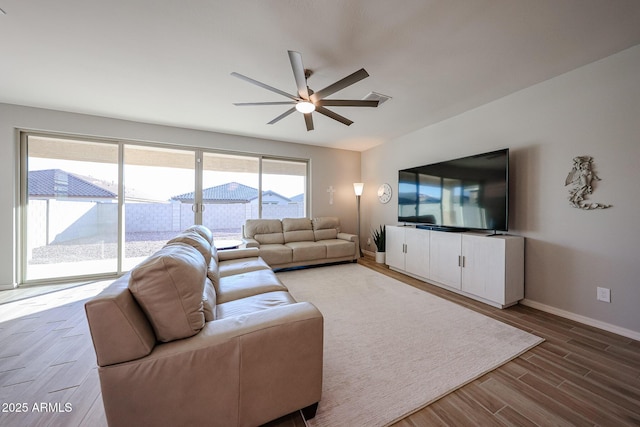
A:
[[27, 169, 118, 248], [290, 193, 304, 203], [28, 169, 117, 201], [171, 182, 292, 205], [171, 182, 302, 230]]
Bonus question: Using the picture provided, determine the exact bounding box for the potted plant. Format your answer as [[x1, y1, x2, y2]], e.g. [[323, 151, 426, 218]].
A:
[[372, 225, 386, 263]]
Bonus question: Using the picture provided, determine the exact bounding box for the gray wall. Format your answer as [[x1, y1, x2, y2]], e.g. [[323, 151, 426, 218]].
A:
[[0, 104, 361, 288], [361, 45, 640, 338]]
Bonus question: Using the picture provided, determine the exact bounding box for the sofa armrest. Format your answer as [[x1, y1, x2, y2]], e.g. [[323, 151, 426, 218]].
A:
[[97, 302, 323, 427], [85, 273, 156, 367], [338, 232, 360, 259], [217, 247, 259, 261], [337, 232, 357, 242], [243, 237, 260, 248]]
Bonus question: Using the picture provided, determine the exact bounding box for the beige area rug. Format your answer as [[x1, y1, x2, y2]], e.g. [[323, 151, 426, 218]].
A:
[[277, 263, 543, 427]]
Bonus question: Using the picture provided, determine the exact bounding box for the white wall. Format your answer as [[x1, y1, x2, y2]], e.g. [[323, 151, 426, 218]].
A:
[[361, 45, 640, 338], [0, 104, 361, 287]]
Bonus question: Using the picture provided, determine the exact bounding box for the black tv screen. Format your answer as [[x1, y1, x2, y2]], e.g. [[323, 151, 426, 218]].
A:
[[398, 148, 509, 231]]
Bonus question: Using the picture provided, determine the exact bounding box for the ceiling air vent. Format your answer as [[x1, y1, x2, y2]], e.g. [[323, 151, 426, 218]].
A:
[[362, 91, 392, 105]]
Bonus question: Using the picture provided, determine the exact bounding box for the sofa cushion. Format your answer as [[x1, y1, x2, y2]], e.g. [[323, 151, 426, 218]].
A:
[[286, 241, 327, 262], [219, 256, 270, 278], [282, 218, 315, 243], [244, 219, 285, 245], [254, 233, 285, 245], [129, 243, 206, 342], [314, 228, 338, 241], [216, 291, 296, 319], [245, 219, 281, 237], [282, 217, 312, 231], [202, 277, 217, 322], [313, 216, 341, 231], [208, 258, 220, 287], [321, 239, 357, 258], [211, 243, 219, 263], [185, 225, 214, 245], [284, 229, 315, 243], [166, 230, 212, 265], [312, 217, 340, 241], [258, 244, 293, 266], [245, 218, 283, 235], [216, 269, 288, 304]]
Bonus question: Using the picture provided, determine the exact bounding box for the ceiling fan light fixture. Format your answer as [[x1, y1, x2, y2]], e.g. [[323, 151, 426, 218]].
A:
[[295, 101, 315, 114], [232, 50, 376, 130]]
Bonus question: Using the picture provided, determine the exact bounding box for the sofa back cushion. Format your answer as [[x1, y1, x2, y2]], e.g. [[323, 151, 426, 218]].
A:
[[166, 230, 213, 265], [282, 218, 315, 243], [313, 216, 340, 241], [244, 219, 284, 245], [202, 277, 217, 322], [185, 225, 214, 245], [129, 243, 206, 342]]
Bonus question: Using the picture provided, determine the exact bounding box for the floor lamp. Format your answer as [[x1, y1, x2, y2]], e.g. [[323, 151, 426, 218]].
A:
[[353, 183, 364, 256]]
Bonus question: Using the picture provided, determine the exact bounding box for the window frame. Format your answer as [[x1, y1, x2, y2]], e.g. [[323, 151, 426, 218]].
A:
[[18, 130, 310, 285]]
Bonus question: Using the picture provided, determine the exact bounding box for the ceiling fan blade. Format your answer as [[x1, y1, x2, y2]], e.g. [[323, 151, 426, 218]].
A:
[[288, 50, 310, 99], [233, 101, 296, 106], [315, 106, 354, 126], [315, 99, 379, 107], [304, 113, 314, 131], [231, 72, 299, 101], [310, 68, 369, 102], [267, 107, 296, 125]]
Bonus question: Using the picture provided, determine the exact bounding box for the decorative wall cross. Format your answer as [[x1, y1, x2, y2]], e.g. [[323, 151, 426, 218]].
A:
[[327, 186, 335, 205]]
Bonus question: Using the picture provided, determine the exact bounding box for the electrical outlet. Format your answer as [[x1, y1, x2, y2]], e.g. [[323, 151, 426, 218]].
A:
[[367, 237, 372, 246], [597, 287, 611, 303]]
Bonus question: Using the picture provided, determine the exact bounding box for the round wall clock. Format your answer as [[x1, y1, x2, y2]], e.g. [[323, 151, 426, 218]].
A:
[[377, 183, 392, 204]]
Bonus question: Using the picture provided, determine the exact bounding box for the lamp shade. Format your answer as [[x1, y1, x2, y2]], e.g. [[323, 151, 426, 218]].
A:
[[295, 101, 316, 114], [353, 182, 364, 196]]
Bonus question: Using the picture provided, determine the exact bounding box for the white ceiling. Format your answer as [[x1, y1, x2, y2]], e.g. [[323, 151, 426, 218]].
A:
[[2, 1, 640, 151]]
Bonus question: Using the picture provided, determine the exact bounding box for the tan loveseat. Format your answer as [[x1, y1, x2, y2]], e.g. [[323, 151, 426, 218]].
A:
[[243, 217, 359, 270], [85, 225, 323, 427]]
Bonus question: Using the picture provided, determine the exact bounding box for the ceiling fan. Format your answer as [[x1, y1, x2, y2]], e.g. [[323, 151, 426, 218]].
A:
[[231, 50, 379, 131]]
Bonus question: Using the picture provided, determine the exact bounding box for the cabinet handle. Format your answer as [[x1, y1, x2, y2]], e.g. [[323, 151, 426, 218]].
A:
[[458, 255, 461, 267], [461, 256, 465, 268]]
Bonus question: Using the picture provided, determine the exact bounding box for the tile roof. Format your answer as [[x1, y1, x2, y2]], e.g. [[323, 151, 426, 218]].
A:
[[28, 169, 117, 199], [172, 182, 259, 203], [172, 182, 291, 203]]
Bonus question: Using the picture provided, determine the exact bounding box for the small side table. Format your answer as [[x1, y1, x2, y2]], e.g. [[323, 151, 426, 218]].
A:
[[214, 239, 243, 250]]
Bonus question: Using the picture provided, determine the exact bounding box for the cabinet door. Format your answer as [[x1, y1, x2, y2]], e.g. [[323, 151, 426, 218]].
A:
[[385, 226, 406, 270], [429, 231, 462, 289], [461, 234, 506, 302], [405, 228, 430, 279]]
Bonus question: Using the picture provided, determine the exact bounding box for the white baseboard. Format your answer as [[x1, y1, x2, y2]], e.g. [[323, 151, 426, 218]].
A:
[[520, 299, 640, 342]]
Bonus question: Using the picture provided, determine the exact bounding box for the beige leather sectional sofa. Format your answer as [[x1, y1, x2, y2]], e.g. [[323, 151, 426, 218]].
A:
[[243, 217, 359, 269], [85, 225, 323, 427]]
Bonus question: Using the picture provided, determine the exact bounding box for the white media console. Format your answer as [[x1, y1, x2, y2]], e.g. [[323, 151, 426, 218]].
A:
[[386, 225, 524, 309]]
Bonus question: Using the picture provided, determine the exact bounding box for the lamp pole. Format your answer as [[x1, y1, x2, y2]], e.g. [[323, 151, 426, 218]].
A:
[[353, 183, 364, 257]]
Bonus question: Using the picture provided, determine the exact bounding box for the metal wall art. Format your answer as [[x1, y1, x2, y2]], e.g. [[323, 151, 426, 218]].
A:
[[565, 156, 611, 210]]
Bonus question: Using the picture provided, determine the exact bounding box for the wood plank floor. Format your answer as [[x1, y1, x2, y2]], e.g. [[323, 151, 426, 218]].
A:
[[1, 258, 638, 426]]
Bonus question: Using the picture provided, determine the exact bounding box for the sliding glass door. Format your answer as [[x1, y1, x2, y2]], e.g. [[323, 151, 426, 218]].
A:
[[23, 135, 120, 282], [122, 144, 196, 271], [20, 133, 309, 284], [200, 152, 259, 240], [261, 157, 307, 219]]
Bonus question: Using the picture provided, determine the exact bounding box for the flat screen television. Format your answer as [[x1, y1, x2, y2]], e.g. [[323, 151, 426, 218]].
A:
[[398, 148, 509, 232]]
